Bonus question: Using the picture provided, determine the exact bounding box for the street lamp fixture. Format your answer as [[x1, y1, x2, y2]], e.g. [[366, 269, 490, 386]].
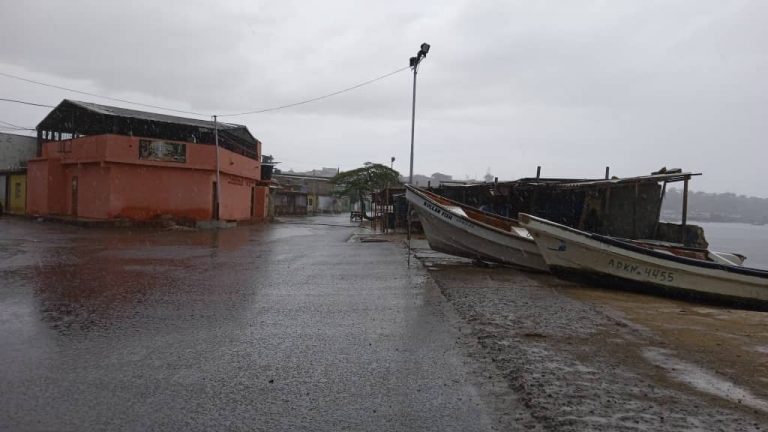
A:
[[408, 42, 430, 185]]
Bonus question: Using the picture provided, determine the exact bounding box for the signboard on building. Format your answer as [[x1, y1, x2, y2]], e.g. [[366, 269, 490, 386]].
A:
[[139, 139, 186, 163]]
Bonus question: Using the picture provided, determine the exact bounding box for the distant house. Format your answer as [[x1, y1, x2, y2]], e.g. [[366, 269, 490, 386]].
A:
[[27, 100, 270, 222], [402, 172, 454, 188], [0, 132, 37, 215], [271, 173, 346, 216], [430, 172, 453, 183], [285, 167, 339, 178]]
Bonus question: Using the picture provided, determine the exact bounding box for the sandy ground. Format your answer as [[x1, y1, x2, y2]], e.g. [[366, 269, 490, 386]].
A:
[[407, 237, 768, 431]]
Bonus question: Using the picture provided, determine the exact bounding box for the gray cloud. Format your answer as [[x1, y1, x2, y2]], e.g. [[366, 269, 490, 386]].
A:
[[0, 0, 766, 196]]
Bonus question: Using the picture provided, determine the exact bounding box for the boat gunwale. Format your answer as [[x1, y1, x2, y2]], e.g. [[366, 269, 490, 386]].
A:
[[520, 213, 768, 279], [406, 185, 535, 244]]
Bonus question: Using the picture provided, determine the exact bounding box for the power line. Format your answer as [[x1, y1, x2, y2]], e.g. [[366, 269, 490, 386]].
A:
[[0, 97, 55, 108], [0, 71, 208, 117], [215, 66, 411, 117], [0, 123, 35, 132], [0, 119, 30, 129], [0, 64, 410, 119]]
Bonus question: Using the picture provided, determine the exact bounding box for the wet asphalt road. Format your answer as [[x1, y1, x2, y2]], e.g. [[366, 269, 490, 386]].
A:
[[0, 215, 494, 431]]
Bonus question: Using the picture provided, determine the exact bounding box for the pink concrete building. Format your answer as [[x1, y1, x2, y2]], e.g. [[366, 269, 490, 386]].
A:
[[27, 100, 269, 222]]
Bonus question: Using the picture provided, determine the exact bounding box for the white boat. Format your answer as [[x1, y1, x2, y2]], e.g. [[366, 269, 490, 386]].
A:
[[519, 213, 768, 309], [405, 185, 548, 271]]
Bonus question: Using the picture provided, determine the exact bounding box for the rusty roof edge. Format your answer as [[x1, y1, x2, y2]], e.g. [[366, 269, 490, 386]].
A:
[[553, 172, 702, 187], [60, 99, 246, 131], [438, 172, 703, 188]]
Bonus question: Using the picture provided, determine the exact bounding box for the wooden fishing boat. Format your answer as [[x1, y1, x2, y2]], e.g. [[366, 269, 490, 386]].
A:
[[405, 185, 548, 271], [520, 213, 768, 309]]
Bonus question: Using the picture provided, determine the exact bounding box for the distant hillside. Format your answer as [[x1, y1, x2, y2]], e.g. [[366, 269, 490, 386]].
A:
[[661, 188, 768, 225]]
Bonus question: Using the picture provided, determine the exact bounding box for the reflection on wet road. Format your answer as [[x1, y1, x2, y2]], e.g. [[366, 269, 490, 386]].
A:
[[0, 216, 493, 431]]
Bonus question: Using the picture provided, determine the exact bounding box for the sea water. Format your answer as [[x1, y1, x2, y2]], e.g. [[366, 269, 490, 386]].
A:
[[697, 222, 768, 270]]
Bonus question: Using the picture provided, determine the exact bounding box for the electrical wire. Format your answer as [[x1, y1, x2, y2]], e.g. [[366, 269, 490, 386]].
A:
[[0, 119, 30, 129], [0, 97, 55, 108], [1, 64, 410, 119], [0, 71, 208, 117], [216, 66, 411, 117]]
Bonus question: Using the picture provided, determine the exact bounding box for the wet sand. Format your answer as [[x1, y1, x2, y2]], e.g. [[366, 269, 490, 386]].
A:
[[411, 239, 768, 431]]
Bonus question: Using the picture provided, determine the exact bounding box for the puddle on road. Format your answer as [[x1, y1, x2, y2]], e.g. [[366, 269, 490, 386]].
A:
[[643, 347, 768, 413]]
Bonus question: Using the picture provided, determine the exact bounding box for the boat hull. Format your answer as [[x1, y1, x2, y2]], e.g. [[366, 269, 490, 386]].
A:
[[520, 214, 768, 309], [406, 188, 547, 271]]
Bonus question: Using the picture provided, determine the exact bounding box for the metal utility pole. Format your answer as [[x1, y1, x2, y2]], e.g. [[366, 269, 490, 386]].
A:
[[408, 42, 430, 185], [408, 71, 418, 185], [213, 115, 222, 220], [407, 43, 430, 267]]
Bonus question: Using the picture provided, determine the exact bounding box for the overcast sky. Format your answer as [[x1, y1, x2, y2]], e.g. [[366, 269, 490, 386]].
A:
[[1, 0, 766, 196]]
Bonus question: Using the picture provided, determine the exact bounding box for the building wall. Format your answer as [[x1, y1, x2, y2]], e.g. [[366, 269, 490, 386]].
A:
[[102, 134, 261, 180], [272, 192, 308, 216], [1, 133, 36, 215], [48, 160, 66, 214], [64, 164, 112, 219], [253, 186, 268, 219], [40, 134, 261, 181], [219, 174, 255, 221], [108, 164, 213, 220], [8, 173, 26, 215], [26, 160, 49, 215], [26, 159, 66, 216], [41, 134, 106, 160], [272, 174, 334, 195], [28, 159, 111, 218], [27, 134, 268, 221], [272, 174, 338, 214], [0, 133, 37, 170]]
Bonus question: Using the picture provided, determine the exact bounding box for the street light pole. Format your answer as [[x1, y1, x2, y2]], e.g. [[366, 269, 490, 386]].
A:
[[408, 42, 430, 185], [407, 43, 430, 267], [408, 68, 418, 185]]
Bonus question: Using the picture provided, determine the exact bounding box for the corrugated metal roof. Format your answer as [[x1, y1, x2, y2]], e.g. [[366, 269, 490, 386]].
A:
[[66, 100, 243, 130]]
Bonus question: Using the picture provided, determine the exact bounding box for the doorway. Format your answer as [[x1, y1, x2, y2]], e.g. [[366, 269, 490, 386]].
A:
[[211, 181, 218, 219], [250, 186, 255, 218], [70, 176, 78, 217]]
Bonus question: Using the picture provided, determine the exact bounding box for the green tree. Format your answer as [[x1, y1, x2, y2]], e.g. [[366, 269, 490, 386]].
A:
[[331, 162, 401, 214]]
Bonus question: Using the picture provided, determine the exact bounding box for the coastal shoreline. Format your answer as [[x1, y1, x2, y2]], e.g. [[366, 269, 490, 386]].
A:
[[407, 238, 768, 431]]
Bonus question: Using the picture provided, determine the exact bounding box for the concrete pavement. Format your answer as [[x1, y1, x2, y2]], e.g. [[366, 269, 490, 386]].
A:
[[0, 215, 510, 431]]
